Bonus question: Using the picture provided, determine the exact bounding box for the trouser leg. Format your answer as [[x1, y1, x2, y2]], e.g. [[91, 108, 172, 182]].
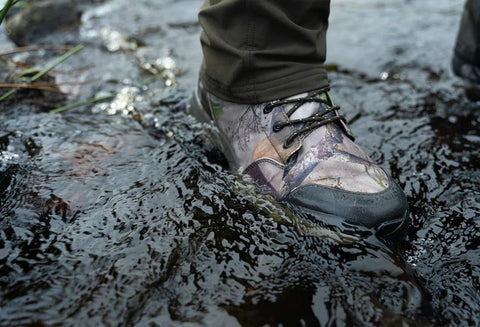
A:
[[198, 0, 331, 104], [454, 0, 480, 66]]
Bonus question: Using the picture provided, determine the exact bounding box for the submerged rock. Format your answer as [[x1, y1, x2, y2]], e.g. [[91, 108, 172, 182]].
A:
[[5, 0, 81, 46]]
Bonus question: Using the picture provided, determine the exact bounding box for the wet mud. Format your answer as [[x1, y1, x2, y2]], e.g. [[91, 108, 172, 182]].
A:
[[0, 0, 479, 326]]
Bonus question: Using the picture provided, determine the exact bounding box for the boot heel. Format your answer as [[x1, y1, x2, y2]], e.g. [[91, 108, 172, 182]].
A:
[[187, 90, 240, 170]]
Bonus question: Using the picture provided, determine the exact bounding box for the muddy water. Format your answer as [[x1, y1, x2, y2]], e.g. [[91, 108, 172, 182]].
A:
[[0, 0, 479, 326]]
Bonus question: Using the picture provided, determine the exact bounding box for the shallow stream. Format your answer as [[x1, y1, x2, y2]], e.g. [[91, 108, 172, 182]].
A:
[[0, 0, 479, 326]]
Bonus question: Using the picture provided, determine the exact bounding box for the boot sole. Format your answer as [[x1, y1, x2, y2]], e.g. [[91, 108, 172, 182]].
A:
[[289, 202, 408, 242]]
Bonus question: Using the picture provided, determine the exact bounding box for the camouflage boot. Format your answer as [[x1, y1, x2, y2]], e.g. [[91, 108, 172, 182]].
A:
[[452, 54, 480, 85], [188, 82, 409, 238]]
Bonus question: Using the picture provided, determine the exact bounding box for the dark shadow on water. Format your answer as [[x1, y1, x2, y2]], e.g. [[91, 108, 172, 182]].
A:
[[1, 0, 480, 325]]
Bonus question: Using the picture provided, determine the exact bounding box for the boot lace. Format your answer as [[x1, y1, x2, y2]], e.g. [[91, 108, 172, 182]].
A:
[[263, 88, 347, 149]]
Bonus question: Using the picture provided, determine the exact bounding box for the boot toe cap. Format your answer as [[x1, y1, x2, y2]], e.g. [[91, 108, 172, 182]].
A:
[[285, 177, 409, 234]]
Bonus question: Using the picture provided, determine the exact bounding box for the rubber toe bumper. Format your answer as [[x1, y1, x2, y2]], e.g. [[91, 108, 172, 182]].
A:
[[285, 177, 409, 233]]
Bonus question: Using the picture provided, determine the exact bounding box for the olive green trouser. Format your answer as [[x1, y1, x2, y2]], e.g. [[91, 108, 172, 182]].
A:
[[455, 0, 480, 66], [198, 0, 331, 104]]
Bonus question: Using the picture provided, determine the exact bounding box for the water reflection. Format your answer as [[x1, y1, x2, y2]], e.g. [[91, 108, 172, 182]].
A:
[[0, 0, 479, 326]]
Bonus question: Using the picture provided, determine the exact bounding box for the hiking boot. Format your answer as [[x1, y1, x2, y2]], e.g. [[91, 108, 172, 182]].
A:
[[452, 53, 480, 85], [188, 82, 409, 239]]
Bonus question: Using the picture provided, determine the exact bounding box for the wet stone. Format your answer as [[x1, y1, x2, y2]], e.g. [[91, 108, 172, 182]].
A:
[[0, 0, 479, 326], [5, 0, 81, 46]]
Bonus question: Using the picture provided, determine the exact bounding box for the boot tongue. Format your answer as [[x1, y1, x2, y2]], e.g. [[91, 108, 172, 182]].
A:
[[286, 92, 332, 121], [282, 91, 355, 140]]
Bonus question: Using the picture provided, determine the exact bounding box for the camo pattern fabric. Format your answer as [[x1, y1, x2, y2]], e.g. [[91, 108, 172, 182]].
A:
[[200, 84, 390, 200], [454, 57, 480, 83]]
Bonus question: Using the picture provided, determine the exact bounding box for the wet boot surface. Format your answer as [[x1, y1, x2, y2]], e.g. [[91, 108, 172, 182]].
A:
[[0, 0, 479, 326]]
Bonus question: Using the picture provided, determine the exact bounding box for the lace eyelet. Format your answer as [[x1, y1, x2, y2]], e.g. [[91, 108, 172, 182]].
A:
[[272, 122, 282, 132], [283, 138, 294, 149], [263, 106, 273, 114]]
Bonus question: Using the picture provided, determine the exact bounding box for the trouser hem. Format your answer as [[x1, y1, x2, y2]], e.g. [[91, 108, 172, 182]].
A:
[[454, 50, 480, 67], [200, 66, 330, 104]]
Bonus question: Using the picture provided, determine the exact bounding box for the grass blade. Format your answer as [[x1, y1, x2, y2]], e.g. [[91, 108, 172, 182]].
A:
[[0, 44, 84, 102], [29, 44, 84, 82], [0, 0, 14, 26], [49, 94, 116, 114]]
